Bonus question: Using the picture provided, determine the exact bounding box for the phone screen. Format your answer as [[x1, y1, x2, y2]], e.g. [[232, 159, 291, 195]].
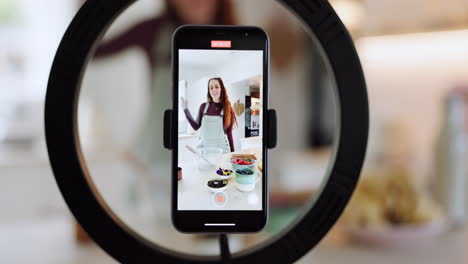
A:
[[172, 26, 268, 232], [177, 48, 263, 210]]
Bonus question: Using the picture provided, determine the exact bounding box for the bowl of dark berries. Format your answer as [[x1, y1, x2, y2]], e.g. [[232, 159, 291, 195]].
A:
[[216, 168, 233, 179], [235, 168, 255, 183], [207, 179, 228, 193], [234, 168, 256, 192]]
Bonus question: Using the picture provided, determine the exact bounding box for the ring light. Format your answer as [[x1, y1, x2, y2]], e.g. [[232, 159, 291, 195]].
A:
[[45, 0, 368, 263]]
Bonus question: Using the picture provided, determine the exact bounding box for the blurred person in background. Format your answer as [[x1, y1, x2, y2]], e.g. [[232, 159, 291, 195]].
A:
[[94, 0, 236, 171], [84, 1, 238, 241]]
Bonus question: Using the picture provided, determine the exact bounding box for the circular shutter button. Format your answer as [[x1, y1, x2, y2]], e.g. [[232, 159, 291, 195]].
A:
[[212, 192, 228, 207]]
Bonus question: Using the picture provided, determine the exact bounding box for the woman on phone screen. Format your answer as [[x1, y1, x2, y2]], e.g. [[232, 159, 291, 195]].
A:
[[181, 77, 237, 153]]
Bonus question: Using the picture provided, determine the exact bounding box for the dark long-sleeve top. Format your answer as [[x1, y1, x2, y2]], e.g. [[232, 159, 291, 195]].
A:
[[184, 102, 235, 152], [93, 15, 172, 67]]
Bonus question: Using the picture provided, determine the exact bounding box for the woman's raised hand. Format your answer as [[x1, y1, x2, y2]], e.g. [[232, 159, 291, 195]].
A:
[[180, 96, 188, 109]]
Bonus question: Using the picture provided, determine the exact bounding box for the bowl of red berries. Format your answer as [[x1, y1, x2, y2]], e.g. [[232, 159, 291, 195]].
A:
[[230, 158, 256, 171]]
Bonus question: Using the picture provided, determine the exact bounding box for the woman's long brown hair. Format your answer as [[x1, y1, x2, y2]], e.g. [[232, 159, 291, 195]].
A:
[[207, 78, 237, 131], [165, 0, 237, 25]]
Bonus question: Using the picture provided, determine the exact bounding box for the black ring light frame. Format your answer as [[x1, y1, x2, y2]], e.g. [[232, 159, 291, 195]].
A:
[[45, 0, 368, 263]]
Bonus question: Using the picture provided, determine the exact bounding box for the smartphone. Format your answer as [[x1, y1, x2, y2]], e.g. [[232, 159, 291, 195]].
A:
[[171, 25, 269, 233]]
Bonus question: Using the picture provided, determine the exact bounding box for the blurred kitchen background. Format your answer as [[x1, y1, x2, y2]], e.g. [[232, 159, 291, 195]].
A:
[[1, 0, 468, 263]]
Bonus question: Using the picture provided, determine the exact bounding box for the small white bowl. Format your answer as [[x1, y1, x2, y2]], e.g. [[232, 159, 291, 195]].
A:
[[208, 185, 227, 193], [235, 181, 256, 192], [217, 174, 232, 180], [207, 179, 228, 193], [216, 169, 233, 180]]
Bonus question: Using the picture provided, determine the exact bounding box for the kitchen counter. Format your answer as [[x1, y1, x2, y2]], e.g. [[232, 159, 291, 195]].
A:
[[299, 225, 468, 264], [178, 151, 262, 211]]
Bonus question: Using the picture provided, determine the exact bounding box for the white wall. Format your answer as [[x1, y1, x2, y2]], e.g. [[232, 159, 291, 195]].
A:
[[179, 50, 263, 83], [185, 76, 210, 132], [217, 51, 263, 87]]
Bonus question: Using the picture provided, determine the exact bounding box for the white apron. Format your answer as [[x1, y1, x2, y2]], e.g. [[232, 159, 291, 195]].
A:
[[197, 103, 231, 153]]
